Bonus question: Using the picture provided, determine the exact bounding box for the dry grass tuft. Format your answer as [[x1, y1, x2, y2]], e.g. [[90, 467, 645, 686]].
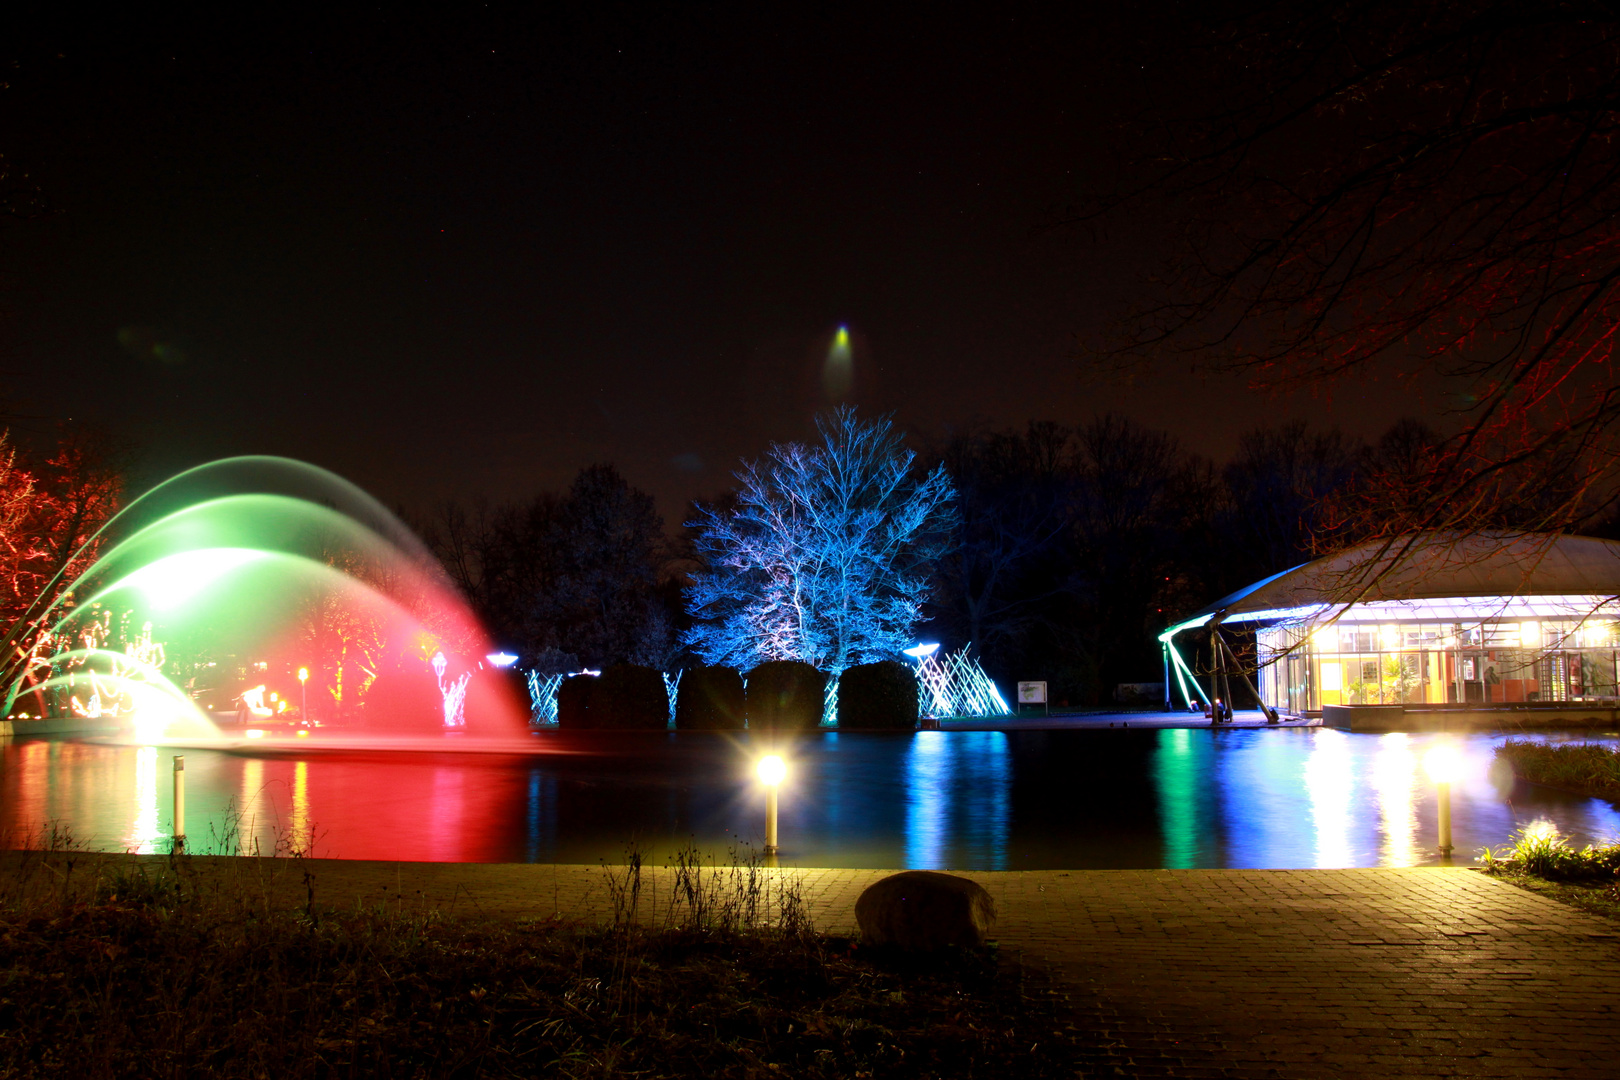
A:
[[0, 831, 1075, 1078]]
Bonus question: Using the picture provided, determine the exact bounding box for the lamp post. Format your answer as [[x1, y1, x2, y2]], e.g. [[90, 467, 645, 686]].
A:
[[1424, 743, 1461, 859], [172, 755, 185, 852], [758, 754, 786, 856], [298, 666, 309, 722]]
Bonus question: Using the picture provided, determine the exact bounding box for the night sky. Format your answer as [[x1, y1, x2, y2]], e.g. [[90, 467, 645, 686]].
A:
[[2, 7, 1439, 524]]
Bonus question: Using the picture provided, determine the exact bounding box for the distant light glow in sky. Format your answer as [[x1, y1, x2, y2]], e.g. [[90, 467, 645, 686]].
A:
[[823, 324, 854, 401]]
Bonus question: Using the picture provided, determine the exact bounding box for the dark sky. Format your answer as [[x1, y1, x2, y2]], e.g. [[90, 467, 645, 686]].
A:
[[1, 6, 1441, 524]]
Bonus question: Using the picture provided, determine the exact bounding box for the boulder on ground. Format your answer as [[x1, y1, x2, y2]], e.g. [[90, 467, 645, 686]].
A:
[[854, 870, 996, 951]]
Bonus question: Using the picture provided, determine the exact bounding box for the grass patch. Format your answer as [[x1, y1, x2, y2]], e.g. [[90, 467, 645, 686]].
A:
[[0, 837, 1075, 1078], [1486, 870, 1620, 923], [1481, 821, 1620, 922], [1495, 738, 1620, 801]]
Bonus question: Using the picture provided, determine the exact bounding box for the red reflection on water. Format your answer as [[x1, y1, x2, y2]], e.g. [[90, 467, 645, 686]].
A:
[[223, 750, 536, 861], [1, 741, 540, 861]]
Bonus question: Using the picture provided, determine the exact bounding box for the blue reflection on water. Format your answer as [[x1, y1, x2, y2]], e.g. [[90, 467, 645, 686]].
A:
[[904, 731, 1010, 869]]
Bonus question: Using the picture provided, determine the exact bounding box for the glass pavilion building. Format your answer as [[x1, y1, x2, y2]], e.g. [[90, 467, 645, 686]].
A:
[[1159, 533, 1620, 717]]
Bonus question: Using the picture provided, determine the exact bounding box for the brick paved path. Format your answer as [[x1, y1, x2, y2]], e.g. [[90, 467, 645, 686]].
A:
[[15, 856, 1619, 1077]]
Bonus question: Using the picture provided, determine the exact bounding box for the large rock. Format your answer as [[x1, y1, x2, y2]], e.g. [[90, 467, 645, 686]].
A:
[[854, 870, 996, 951]]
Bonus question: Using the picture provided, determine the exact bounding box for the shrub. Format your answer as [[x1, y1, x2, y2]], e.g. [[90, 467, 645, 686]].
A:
[[556, 673, 598, 728], [745, 661, 827, 729], [1481, 824, 1620, 881], [838, 661, 919, 729], [1496, 739, 1620, 800], [591, 664, 669, 729], [675, 666, 745, 730]]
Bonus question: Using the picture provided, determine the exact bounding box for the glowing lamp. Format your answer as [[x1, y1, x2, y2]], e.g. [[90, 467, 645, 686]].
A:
[[903, 643, 940, 660], [1520, 621, 1541, 649], [487, 652, 519, 668], [245, 729, 265, 739], [1423, 744, 1461, 785], [298, 667, 309, 683], [1424, 742, 1461, 858], [758, 754, 786, 856]]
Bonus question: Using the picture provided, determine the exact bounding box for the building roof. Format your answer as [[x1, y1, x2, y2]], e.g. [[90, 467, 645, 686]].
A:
[[1166, 533, 1620, 637]]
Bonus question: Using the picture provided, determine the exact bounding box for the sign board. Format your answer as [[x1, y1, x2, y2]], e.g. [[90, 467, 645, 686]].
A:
[[1017, 681, 1047, 704]]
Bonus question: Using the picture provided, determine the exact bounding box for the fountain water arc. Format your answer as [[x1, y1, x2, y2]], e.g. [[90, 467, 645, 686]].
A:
[[3, 457, 529, 747]]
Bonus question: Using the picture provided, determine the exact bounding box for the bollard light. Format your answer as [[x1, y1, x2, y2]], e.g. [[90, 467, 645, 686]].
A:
[[172, 755, 186, 853], [1424, 743, 1461, 858], [298, 666, 310, 723], [758, 754, 786, 855]]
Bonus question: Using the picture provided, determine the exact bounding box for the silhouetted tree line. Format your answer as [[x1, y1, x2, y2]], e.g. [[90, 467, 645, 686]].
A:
[[418, 412, 1605, 708], [417, 464, 683, 673], [920, 414, 1491, 706]]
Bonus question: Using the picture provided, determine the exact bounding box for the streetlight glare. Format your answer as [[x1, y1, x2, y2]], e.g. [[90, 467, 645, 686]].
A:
[[297, 667, 309, 682], [1423, 744, 1462, 785], [758, 754, 786, 786]]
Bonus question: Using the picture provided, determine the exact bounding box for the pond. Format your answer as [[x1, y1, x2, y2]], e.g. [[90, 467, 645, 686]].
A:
[[4, 727, 1618, 869]]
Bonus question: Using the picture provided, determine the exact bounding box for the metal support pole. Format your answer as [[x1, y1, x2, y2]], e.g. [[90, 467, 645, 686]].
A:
[[172, 755, 186, 852], [1218, 633, 1279, 723], [764, 785, 779, 855], [1437, 782, 1453, 857]]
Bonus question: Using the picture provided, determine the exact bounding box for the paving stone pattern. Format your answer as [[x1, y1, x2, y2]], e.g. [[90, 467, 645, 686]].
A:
[[25, 856, 1620, 1077]]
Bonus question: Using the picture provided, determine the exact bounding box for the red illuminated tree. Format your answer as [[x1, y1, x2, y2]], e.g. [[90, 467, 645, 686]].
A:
[[0, 429, 124, 713]]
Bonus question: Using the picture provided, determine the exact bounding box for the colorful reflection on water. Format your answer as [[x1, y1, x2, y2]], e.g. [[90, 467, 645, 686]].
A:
[[3, 728, 1618, 868]]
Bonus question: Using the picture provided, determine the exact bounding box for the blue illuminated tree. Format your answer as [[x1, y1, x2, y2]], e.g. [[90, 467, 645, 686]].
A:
[[683, 408, 957, 673]]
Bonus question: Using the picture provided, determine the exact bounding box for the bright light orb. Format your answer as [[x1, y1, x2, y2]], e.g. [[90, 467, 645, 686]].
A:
[[298, 667, 309, 683], [757, 754, 786, 786], [112, 547, 270, 611], [487, 652, 519, 668], [1423, 744, 1462, 785], [903, 643, 940, 659]]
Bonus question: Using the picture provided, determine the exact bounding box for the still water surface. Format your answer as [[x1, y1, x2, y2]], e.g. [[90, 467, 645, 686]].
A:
[[4, 727, 1618, 869]]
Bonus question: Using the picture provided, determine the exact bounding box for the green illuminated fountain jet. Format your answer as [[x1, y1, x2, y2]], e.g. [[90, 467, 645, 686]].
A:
[[0, 457, 525, 744]]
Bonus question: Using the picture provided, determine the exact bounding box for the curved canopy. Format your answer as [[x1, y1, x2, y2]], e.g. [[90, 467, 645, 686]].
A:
[[1163, 532, 1620, 639]]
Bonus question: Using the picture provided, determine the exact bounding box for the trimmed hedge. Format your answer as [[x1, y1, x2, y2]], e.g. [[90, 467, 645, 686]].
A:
[[837, 661, 919, 730], [592, 664, 669, 729], [555, 673, 597, 728], [675, 666, 745, 730], [745, 661, 827, 729]]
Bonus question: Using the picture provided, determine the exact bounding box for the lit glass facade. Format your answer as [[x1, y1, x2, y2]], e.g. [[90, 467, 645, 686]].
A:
[[1256, 616, 1620, 715]]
